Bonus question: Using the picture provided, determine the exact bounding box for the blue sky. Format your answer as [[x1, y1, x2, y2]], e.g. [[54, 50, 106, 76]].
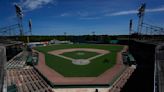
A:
[[0, 0, 164, 35]]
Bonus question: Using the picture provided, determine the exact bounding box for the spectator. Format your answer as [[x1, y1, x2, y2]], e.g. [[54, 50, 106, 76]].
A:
[[95, 88, 98, 92]]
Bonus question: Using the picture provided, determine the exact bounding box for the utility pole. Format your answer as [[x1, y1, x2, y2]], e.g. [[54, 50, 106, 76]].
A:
[[27, 19, 32, 43], [92, 31, 95, 41], [129, 19, 133, 35], [129, 19, 133, 50], [29, 19, 32, 35], [64, 32, 67, 40]]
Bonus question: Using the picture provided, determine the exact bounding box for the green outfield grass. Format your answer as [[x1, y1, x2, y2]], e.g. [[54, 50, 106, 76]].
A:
[[60, 51, 99, 59], [35, 44, 123, 77]]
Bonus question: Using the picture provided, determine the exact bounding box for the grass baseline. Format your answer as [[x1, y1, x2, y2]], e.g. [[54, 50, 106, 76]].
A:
[[35, 44, 123, 77]]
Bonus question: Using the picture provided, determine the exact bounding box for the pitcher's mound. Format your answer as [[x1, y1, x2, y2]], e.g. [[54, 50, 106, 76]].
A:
[[72, 59, 90, 65]]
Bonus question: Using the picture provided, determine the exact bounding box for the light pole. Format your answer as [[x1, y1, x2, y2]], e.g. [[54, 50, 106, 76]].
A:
[[64, 32, 67, 40], [129, 19, 133, 49], [27, 19, 32, 43]]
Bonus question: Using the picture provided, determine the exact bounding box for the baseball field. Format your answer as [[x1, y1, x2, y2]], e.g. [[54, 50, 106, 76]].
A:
[[35, 44, 124, 77]]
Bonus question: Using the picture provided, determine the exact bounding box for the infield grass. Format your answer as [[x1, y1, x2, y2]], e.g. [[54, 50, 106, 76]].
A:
[[60, 51, 99, 59]]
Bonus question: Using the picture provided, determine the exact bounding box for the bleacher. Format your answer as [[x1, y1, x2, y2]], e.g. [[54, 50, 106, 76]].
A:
[[6, 51, 27, 69], [109, 65, 136, 92], [4, 50, 54, 92], [6, 68, 53, 92]]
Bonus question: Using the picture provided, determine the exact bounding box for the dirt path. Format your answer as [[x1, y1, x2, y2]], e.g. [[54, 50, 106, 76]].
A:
[[48, 48, 109, 55]]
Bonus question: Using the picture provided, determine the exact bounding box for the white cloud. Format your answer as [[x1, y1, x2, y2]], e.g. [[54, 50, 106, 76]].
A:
[[79, 17, 101, 20], [60, 11, 90, 17], [59, 11, 101, 20], [108, 10, 137, 16], [106, 6, 164, 16], [20, 0, 56, 10], [146, 7, 164, 12]]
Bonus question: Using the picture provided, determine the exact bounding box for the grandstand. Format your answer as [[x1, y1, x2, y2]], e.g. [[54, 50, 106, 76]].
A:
[[2, 49, 53, 92], [6, 51, 28, 69], [5, 68, 52, 92], [0, 39, 54, 92]]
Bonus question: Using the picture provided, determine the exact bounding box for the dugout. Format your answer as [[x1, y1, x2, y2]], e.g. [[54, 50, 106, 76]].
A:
[[122, 52, 136, 65], [26, 52, 39, 65]]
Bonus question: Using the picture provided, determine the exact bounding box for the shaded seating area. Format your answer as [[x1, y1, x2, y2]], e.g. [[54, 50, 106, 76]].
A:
[[6, 51, 28, 69]]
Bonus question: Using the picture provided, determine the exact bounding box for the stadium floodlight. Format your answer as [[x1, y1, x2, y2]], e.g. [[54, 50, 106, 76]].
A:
[[14, 4, 23, 19], [137, 3, 146, 17], [137, 3, 146, 36], [14, 3, 24, 36]]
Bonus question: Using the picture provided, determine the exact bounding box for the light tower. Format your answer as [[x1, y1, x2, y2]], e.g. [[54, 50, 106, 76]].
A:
[[14, 4, 24, 36], [137, 3, 146, 35]]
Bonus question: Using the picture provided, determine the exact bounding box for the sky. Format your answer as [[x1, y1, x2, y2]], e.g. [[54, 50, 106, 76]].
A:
[[0, 0, 164, 35]]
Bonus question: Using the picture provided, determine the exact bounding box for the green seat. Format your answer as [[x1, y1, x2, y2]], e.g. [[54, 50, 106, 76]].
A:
[[7, 84, 17, 92]]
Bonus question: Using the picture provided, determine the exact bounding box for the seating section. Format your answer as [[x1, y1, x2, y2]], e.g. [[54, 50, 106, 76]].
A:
[[6, 51, 27, 69], [4, 51, 54, 92], [6, 68, 53, 92], [109, 65, 136, 92]]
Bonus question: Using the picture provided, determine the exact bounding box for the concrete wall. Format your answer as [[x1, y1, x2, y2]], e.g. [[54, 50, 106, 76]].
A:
[[0, 46, 6, 92], [155, 44, 164, 92]]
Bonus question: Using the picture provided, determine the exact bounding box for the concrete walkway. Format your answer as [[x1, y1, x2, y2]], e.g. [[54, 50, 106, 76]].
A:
[[53, 88, 110, 92]]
